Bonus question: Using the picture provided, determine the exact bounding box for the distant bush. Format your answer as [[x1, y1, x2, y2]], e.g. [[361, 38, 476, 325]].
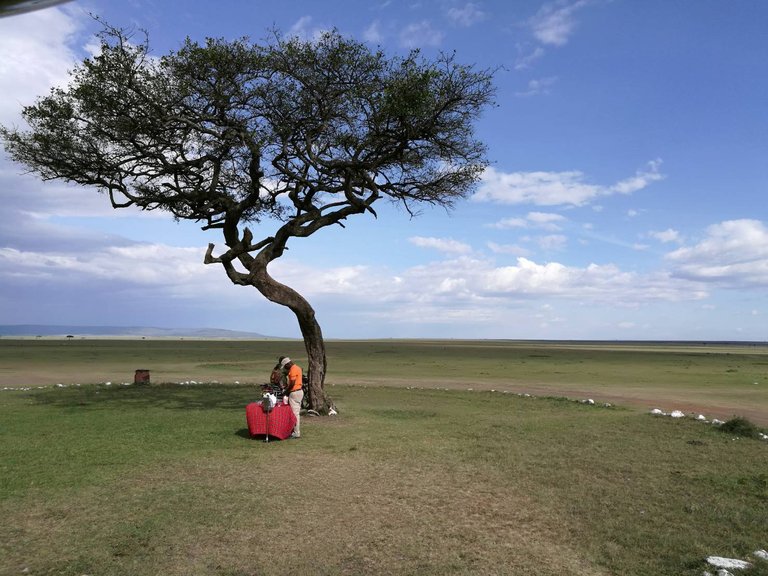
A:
[[719, 417, 761, 439]]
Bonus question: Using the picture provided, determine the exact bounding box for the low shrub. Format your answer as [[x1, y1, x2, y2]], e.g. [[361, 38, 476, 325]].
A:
[[719, 416, 761, 439]]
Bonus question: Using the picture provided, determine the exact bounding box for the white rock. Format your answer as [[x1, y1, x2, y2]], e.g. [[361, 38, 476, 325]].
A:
[[754, 550, 768, 560], [670, 410, 685, 418], [586, 398, 595, 404], [696, 414, 707, 421], [328, 408, 337, 416], [706, 556, 751, 570], [712, 419, 724, 425], [650, 408, 664, 415]]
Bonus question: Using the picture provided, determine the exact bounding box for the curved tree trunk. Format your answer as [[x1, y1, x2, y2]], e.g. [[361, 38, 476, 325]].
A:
[[295, 305, 332, 414], [248, 260, 335, 414]]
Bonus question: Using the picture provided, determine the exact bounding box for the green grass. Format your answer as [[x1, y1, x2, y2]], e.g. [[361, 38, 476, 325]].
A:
[[1, 381, 766, 576], [3, 338, 766, 424]]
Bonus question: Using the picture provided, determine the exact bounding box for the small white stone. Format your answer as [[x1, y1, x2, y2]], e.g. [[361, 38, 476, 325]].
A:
[[650, 408, 664, 415], [706, 556, 751, 570], [754, 550, 768, 560], [670, 410, 685, 418], [696, 414, 707, 421]]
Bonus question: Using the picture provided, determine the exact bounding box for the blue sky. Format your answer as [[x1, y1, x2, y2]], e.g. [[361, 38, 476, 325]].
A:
[[1, 0, 767, 340]]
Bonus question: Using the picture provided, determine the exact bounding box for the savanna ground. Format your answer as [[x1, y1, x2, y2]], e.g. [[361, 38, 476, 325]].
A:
[[0, 338, 766, 575]]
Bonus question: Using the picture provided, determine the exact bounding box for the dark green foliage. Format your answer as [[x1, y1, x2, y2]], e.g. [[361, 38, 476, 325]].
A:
[[719, 416, 763, 439], [1, 25, 495, 230]]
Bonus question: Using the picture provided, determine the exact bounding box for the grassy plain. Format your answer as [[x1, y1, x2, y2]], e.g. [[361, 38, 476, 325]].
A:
[[1, 338, 767, 423], [0, 339, 766, 575]]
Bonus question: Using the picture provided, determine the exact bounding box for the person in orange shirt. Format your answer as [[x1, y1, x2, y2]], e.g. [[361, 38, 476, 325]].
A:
[[280, 356, 303, 438]]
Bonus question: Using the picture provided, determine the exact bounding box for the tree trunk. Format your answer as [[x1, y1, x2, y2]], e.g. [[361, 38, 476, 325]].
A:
[[294, 304, 334, 414], [248, 260, 335, 414]]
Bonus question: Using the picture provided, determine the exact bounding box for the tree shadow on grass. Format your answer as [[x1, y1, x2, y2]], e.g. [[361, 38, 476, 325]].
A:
[[29, 383, 262, 412]]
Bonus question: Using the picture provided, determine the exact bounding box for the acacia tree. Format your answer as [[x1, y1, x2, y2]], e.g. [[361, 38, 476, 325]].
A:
[[1, 25, 495, 413]]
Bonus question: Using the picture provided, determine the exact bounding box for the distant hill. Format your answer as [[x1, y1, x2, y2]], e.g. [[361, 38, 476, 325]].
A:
[[0, 325, 280, 339]]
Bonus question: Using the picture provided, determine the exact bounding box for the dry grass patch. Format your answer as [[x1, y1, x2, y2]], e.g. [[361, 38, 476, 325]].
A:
[[1, 451, 608, 576]]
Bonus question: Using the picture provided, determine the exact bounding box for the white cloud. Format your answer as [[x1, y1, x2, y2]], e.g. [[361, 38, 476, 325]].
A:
[[290, 253, 709, 308], [488, 212, 565, 230], [488, 217, 527, 229], [487, 242, 530, 256], [0, 231, 717, 338], [363, 20, 383, 43], [480, 257, 706, 302], [473, 160, 664, 207], [287, 16, 331, 42], [447, 3, 486, 27], [514, 45, 546, 70], [515, 76, 558, 97], [611, 159, 665, 194], [666, 219, 768, 287], [0, 6, 82, 124], [409, 236, 472, 254], [527, 212, 566, 230], [530, 0, 592, 46], [475, 168, 600, 206], [649, 228, 682, 244], [535, 234, 568, 251], [399, 20, 444, 48], [0, 243, 215, 286]]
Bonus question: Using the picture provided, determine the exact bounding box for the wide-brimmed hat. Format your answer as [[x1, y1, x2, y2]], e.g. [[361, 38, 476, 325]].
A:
[[280, 357, 291, 368]]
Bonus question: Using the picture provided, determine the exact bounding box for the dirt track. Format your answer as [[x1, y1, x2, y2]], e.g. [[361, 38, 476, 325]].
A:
[[328, 376, 768, 426]]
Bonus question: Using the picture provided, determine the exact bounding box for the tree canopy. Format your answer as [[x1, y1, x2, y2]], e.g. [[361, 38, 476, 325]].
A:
[[1, 24, 496, 412]]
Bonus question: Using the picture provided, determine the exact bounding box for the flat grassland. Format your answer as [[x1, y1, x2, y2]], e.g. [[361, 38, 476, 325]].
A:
[[2, 338, 767, 423], [1, 339, 766, 576]]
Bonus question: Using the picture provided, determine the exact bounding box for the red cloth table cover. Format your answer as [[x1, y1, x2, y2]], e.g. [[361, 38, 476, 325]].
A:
[[246, 402, 297, 440]]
